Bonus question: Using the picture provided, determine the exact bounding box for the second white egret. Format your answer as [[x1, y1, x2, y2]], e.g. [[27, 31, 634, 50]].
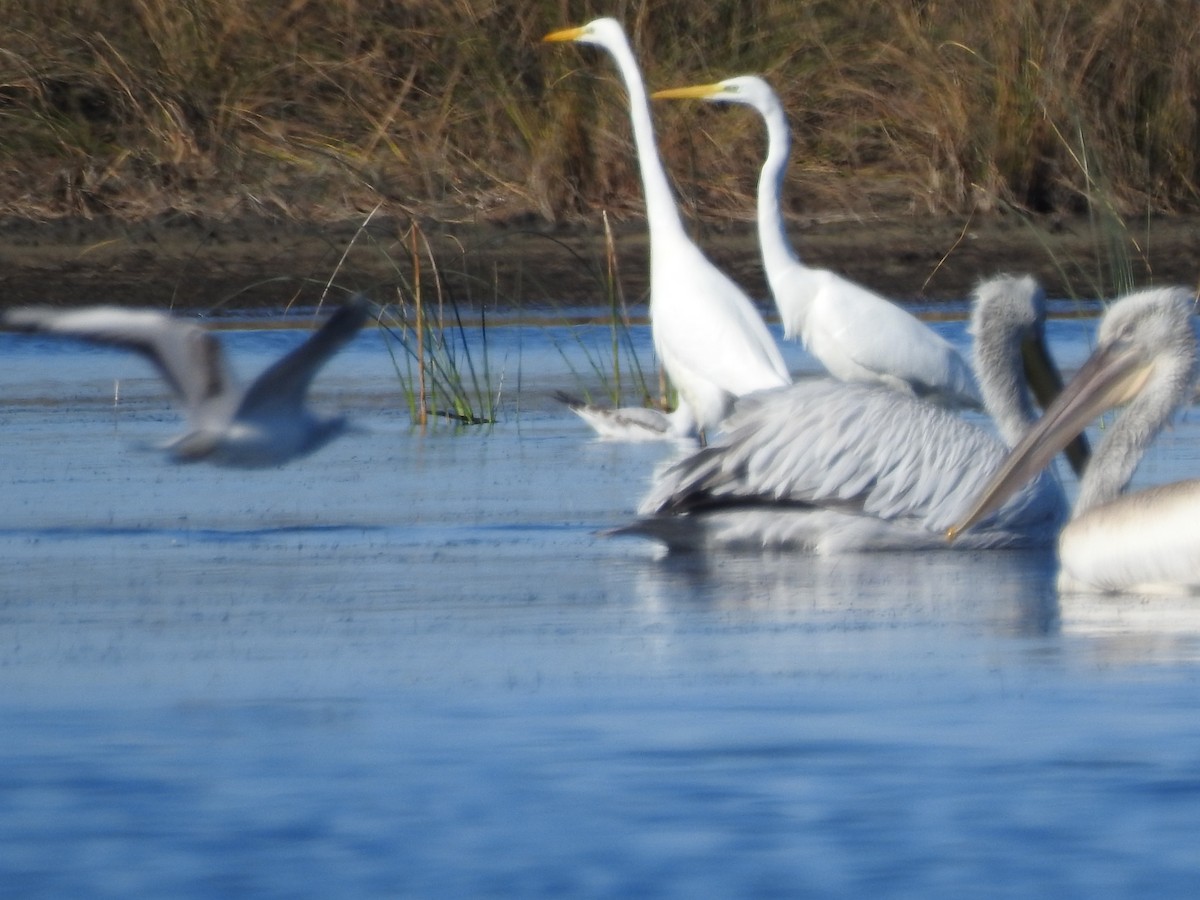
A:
[[652, 75, 980, 407]]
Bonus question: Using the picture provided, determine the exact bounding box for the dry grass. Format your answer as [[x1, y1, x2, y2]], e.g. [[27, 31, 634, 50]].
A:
[[0, 0, 1196, 224]]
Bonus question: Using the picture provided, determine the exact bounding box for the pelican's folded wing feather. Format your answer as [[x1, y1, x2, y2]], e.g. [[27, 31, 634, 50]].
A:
[[639, 379, 1053, 534]]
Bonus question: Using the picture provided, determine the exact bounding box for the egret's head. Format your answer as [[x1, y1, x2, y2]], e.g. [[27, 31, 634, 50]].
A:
[[652, 75, 775, 112], [542, 17, 624, 48]]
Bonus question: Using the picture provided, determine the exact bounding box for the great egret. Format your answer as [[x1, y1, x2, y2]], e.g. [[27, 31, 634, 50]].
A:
[[623, 275, 1075, 552], [543, 20, 790, 439], [950, 286, 1200, 593], [651, 75, 981, 408], [3, 297, 369, 467]]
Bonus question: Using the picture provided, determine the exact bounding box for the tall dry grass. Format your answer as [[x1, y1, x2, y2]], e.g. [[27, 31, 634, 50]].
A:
[[0, 0, 1196, 223]]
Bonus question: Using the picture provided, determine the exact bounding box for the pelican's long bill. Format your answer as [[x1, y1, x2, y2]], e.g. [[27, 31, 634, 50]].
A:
[[947, 334, 1153, 540], [1020, 329, 1091, 477]]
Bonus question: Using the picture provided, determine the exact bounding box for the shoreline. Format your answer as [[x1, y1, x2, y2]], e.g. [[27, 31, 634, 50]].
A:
[[0, 211, 1196, 312]]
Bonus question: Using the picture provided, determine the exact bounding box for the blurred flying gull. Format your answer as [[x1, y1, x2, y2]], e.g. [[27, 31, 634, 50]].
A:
[[3, 296, 370, 466]]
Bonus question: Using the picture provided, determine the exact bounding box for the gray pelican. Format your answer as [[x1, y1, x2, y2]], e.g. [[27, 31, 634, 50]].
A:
[[950, 286, 1200, 593], [543, 19, 790, 440], [3, 297, 369, 467], [623, 274, 1085, 552], [651, 75, 980, 408]]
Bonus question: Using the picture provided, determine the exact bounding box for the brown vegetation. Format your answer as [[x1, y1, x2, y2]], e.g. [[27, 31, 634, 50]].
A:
[[0, 1, 1197, 306], [4, 0, 1198, 220]]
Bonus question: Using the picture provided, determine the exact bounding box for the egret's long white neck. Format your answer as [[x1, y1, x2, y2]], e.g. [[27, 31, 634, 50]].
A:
[[604, 34, 686, 239], [752, 92, 816, 335], [755, 94, 801, 283]]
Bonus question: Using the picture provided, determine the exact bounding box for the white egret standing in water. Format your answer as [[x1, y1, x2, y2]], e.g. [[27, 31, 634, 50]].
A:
[[652, 75, 980, 407], [3, 297, 369, 467], [950, 286, 1200, 593], [624, 275, 1083, 553], [543, 20, 790, 440]]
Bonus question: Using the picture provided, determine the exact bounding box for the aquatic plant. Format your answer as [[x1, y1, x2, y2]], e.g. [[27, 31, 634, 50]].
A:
[[373, 221, 500, 428], [301, 202, 666, 429], [548, 211, 664, 412]]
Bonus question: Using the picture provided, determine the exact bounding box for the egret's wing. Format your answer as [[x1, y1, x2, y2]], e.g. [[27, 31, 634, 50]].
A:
[[640, 379, 1049, 533], [236, 296, 369, 418], [3, 305, 229, 410], [652, 241, 791, 397], [804, 271, 980, 406]]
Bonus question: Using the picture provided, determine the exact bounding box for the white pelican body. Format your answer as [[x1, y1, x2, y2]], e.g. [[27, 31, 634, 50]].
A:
[[1058, 483, 1200, 593], [951, 287, 1200, 593], [544, 21, 790, 437], [652, 76, 980, 407], [3, 298, 369, 467], [625, 275, 1070, 552]]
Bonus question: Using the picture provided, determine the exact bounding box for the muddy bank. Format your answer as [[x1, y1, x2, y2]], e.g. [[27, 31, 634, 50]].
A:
[[0, 211, 1196, 312]]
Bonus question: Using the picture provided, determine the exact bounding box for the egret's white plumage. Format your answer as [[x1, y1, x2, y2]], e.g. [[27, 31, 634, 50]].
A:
[[623, 275, 1069, 553], [543, 20, 790, 438], [3, 297, 369, 467], [951, 287, 1200, 593], [652, 75, 980, 407]]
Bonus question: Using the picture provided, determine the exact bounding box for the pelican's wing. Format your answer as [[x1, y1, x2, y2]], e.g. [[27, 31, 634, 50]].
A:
[[802, 270, 981, 407], [236, 296, 369, 418], [3, 305, 230, 411], [639, 379, 1047, 533]]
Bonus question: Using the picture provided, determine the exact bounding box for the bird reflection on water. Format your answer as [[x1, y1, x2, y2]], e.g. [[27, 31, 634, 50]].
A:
[[632, 547, 1062, 639]]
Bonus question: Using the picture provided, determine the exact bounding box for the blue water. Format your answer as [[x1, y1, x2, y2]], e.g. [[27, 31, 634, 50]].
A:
[[1, 314, 1199, 897]]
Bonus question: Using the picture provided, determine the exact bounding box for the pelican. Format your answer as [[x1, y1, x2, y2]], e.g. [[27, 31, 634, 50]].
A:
[[543, 19, 790, 440], [622, 274, 1084, 553], [651, 75, 980, 408], [2, 297, 369, 467], [950, 286, 1200, 593]]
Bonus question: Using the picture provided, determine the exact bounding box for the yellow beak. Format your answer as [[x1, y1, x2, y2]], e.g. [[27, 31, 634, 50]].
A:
[[650, 83, 724, 101], [542, 25, 587, 43]]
